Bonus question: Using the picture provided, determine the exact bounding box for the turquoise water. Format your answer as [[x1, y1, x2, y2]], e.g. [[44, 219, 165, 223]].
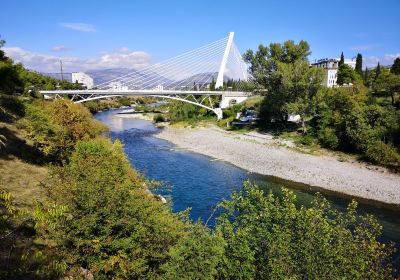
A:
[[95, 109, 400, 263]]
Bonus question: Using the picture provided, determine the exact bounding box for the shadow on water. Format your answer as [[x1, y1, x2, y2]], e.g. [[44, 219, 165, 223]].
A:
[[95, 108, 400, 265]]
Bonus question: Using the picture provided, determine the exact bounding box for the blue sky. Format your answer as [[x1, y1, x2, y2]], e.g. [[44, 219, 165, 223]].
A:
[[1, 0, 399, 72]]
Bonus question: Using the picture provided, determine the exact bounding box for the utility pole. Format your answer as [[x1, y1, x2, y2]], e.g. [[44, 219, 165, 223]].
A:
[[60, 59, 64, 81]]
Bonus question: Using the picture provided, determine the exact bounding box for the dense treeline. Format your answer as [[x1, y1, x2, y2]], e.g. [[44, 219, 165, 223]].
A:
[[0, 37, 398, 278], [244, 40, 400, 169]]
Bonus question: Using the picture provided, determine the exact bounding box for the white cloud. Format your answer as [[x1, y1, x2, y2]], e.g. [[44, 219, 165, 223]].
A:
[[4, 47, 151, 72], [363, 53, 400, 68], [51, 45, 71, 52], [350, 43, 380, 51], [116, 47, 130, 54], [60, 22, 96, 32]]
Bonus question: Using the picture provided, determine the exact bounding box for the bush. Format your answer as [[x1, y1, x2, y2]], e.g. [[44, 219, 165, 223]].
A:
[[297, 134, 316, 146], [153, 114, 165, 123], [213, 181, 395, 279], [365, 140, 400, 167], [33, 138, 185, 278], [21, 99, 107, 161], [317, 127, 339, 148]]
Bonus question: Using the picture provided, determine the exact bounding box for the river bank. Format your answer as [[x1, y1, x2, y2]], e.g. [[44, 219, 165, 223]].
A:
[[154, 124, 400, 207]]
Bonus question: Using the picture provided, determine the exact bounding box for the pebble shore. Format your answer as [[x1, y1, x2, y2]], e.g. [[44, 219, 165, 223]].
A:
[[155, 125, 400, 206]]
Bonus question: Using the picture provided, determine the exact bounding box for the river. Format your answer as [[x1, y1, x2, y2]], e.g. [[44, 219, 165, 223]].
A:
[[95, 108, 400, 263]]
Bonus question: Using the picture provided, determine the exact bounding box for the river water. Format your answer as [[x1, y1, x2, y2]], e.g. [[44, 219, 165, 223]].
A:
[[95, 108, 400, 261]]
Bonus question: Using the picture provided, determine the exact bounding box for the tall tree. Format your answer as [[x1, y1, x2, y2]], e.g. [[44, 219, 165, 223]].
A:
[[339, 52, 345, 66], [375, 62, 381, 80], [390, 57, 400, 75], [355, 53, 363, 75], [274, 60, 324, 133], [0, 35, 7, 61], [364, 67, 369, 87]]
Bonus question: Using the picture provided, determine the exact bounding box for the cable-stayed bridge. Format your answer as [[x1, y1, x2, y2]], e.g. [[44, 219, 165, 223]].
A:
[[41, 32, 250, 119]]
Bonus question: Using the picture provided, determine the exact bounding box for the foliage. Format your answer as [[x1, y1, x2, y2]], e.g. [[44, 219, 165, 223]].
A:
[[214, 181, 395, 279], [337, 63, 357, 85], [34, 138, 185, 278], [314, 86, 400, 168], [391, 57, 400, 75], [21, 99, 106, 162], [153, 113, 165, 123], [355, 53, 363, 76], [244, 40, 310, 89], [167, 100, 213, 123], [116, 97, 131, 107], [275, 60, 324, 133], [162, 223, 224, 280], [339, 51, 344, 66]]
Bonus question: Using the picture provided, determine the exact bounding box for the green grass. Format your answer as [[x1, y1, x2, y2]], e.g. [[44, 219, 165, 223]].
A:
[[0, 122, 48, 208]]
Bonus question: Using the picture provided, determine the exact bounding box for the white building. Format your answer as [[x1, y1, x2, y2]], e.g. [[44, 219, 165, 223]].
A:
[[109, 82, 128, 91], [71, 72, 94, 89], [311, 58, 356, 87]]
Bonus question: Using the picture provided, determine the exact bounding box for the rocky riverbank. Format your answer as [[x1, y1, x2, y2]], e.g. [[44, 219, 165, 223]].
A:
[[155, 125, 400, 206]]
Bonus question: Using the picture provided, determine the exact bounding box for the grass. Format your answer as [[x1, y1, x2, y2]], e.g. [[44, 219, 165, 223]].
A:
[[0, 121, 48, 208]]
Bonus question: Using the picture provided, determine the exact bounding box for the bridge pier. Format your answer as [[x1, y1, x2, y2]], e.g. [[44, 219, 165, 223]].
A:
[[214, 108, 223, 119]]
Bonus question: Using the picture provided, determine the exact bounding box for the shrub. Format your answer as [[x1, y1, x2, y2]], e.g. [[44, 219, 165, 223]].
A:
[[34, 138, 185, 278], [297, 134, 316, 146], [365, 140, 400, 167], [214, 181, 395, 279], [153, 114, 165, 123], [21, 99, 107, 161], [317, 127, 339, 148]]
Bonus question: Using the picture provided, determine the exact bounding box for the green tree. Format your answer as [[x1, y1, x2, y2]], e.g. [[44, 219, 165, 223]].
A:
[[364, 67, 370, 86], [339, 51, 345, 66], [34, 138, 185, 278], [275, 60, 324, 133], [375, 62, 381, 80], [162, 223, 224, 280], [355, 53, 363, 76], [244, 40, 312, 122], [337, 63, 357, 85], [21, 99, 106, 161], [243, 40, 311, 89], [215, 181, 395, 279], [390, 57, 400, 75]]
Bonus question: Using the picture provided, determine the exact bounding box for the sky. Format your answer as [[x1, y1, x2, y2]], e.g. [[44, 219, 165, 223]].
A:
[[1, 0, 399, 73]]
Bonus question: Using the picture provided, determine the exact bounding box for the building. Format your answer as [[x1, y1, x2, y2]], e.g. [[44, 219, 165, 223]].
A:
[[71, 72, 94, 89], [311, 58, 356, 87]]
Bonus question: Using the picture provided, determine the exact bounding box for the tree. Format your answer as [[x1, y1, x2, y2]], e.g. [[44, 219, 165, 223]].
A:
[[375, 62, 381, 80], [364, 67, 370, 87], [339, 51, 345, 66], [390, 57, 400, 75], [243, 40, 311, 89], [34, 138, 185, 278], [215, 181, 395, 279], [244, 40, 312, 122], [355, 53, 363, 76], [0, 35, 7, 61], [337, 63, 357, 85], [21, 99, 107, 161], [162, 223, 224, 280], [275, 60, 324, 133]]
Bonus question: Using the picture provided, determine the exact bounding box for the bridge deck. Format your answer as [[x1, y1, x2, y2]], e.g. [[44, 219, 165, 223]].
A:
[[40, 89, 249, 97]]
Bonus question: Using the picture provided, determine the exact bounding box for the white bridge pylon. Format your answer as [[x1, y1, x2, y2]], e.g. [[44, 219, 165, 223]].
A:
[[41, 32, 249, 119]]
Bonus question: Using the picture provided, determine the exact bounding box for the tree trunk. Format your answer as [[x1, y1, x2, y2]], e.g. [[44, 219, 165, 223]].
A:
[[301, 118, 307, 134]]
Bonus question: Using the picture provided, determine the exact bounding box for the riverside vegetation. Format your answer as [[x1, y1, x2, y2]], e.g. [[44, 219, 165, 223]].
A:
[[0, 37, 399, 278], [164, 41, 400, 170]]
